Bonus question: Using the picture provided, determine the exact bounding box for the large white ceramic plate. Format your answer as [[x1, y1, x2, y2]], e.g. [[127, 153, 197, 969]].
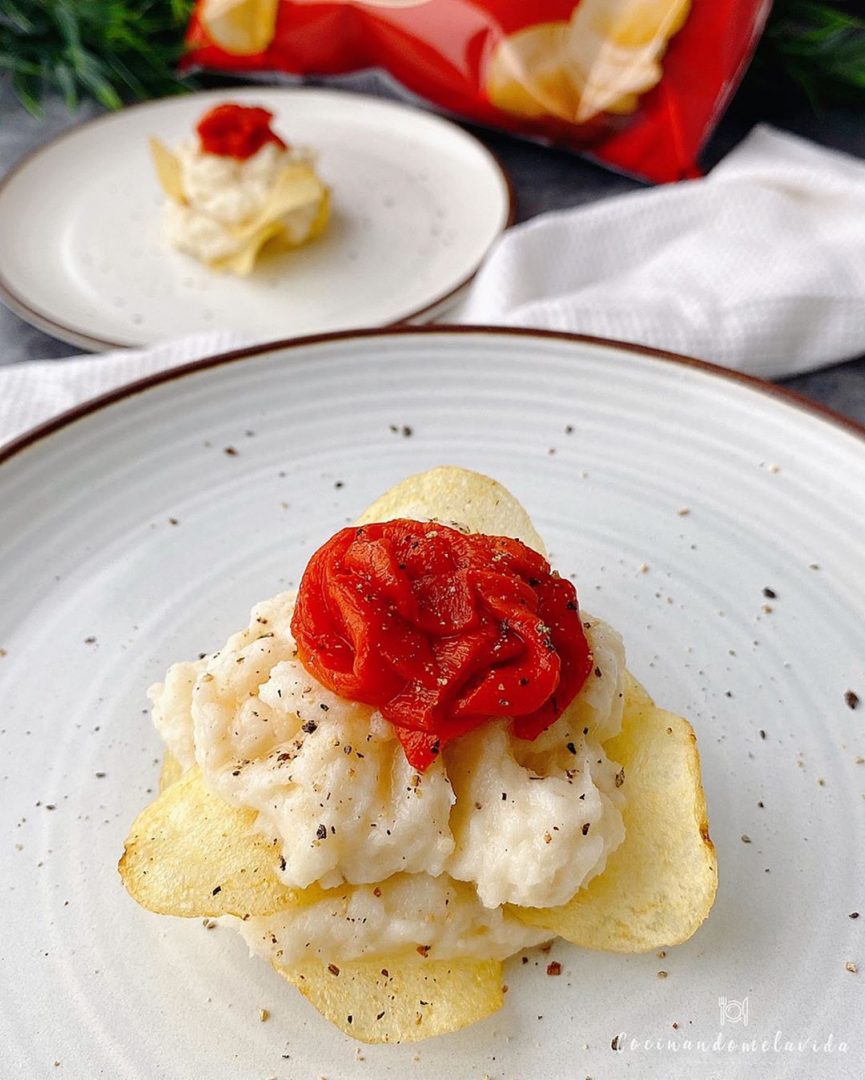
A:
[[0, 89, 512, 350], [1, 329, 863, 1079]]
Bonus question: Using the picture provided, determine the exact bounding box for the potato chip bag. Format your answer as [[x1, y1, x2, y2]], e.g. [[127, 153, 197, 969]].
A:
[[184, 0, 770, 183]]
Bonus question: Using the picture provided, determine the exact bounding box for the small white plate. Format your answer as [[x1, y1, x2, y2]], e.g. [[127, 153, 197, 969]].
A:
[[0, 89, 512, 349], [1, 329, 863, 1079]]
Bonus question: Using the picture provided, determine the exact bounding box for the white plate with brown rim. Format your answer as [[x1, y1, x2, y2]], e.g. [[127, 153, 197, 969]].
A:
[[0, 88, 513, 350], [1, 327, 863, 1079]]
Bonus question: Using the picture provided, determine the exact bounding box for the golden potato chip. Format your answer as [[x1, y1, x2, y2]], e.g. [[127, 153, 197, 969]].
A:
[[303, 186, 331, 244], [119, 767, 323, 918], [486, 22, 582, 122], [209, 164, 329, 275], [148, 137, 185, 204], [512, 673, 716, 950], [199, 0, 279, 56], [159, 750, 184, 792], [487, 0, 691, 124], [356, 465, 548, 556], [210, 219, 286, 276], [253, 163, 328, 226], [579, 0, 691, 49], [566, 0, 691, 121], [277, 957, 504, 1043]]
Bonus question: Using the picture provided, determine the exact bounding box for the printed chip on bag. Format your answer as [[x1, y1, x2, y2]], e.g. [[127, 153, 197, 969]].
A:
[[185, 0, 770, 183]]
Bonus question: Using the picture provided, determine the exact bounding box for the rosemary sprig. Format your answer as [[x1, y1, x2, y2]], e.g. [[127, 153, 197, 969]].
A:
[[0, 0, 196, 117], [735, 0, 865, 110]]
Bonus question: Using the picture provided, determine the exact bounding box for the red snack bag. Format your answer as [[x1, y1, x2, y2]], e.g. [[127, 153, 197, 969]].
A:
[[184, 0, 771, 183]]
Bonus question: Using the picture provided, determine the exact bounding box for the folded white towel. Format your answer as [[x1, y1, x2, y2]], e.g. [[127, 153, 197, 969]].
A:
[[0, 331, 252, 446], [453, 125, 865, 378]]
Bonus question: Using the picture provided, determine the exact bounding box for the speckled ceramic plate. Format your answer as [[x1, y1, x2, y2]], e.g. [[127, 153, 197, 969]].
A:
[[1, 328, 863, 1079], [0, 89, 512, 350]]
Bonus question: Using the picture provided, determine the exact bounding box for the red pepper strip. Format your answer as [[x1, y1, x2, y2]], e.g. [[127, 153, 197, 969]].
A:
[[291, 520, 592, 770], [196, 103, 287, 160]]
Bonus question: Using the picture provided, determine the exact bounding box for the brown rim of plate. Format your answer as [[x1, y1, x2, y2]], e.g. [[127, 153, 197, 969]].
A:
[[0, 88, 516, 351], [1, 326, 864, 469]]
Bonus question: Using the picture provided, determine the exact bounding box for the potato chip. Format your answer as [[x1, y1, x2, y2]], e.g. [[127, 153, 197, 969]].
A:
[[566, 0, 691, 121], [208, 164, 329, 275], [159, 750, 184, 792], [512, 673, 716, 950], [486, 22, 582, 122], [119, 767, 323, 918], [148, 137, 185, 204], [209, 219, 286, 276], [356, 465, 548, 556], [303, 186, 331, 244], [579, 0, 691, 49], [199, 0, 279, 55], [249, 163, 328, 228], [487, 0, 690, 125], [277, 957, 504, 1043]]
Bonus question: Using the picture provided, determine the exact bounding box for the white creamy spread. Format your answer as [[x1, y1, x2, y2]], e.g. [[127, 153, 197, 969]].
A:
[[150, 658, 201, 771], [151, 592, 627, 963], [164, 140, 321, 262], [240, 873, 551, 966]]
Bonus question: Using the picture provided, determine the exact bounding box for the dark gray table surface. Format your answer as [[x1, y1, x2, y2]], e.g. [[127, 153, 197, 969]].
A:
[[2, 75, 864, 427]]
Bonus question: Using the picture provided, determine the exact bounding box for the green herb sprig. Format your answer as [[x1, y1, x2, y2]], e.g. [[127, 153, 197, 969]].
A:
[[748, 0, 865, 108], [0, 0, 196, 117]]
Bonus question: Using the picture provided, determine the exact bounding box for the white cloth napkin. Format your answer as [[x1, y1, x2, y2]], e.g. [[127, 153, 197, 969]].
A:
[[2, 124, 864, 447], [0, 331, 253, 445], [452, 125, 865, 371]]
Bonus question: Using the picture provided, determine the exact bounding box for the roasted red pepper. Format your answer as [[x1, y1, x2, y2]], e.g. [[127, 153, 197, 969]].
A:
[[291, 520, 593, 770], [196, 103, 286, 160]]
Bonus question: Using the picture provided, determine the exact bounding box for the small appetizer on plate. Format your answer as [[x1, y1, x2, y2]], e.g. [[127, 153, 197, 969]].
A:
[[120, 466, 716, 1042], [149, 102, 330, 275]]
